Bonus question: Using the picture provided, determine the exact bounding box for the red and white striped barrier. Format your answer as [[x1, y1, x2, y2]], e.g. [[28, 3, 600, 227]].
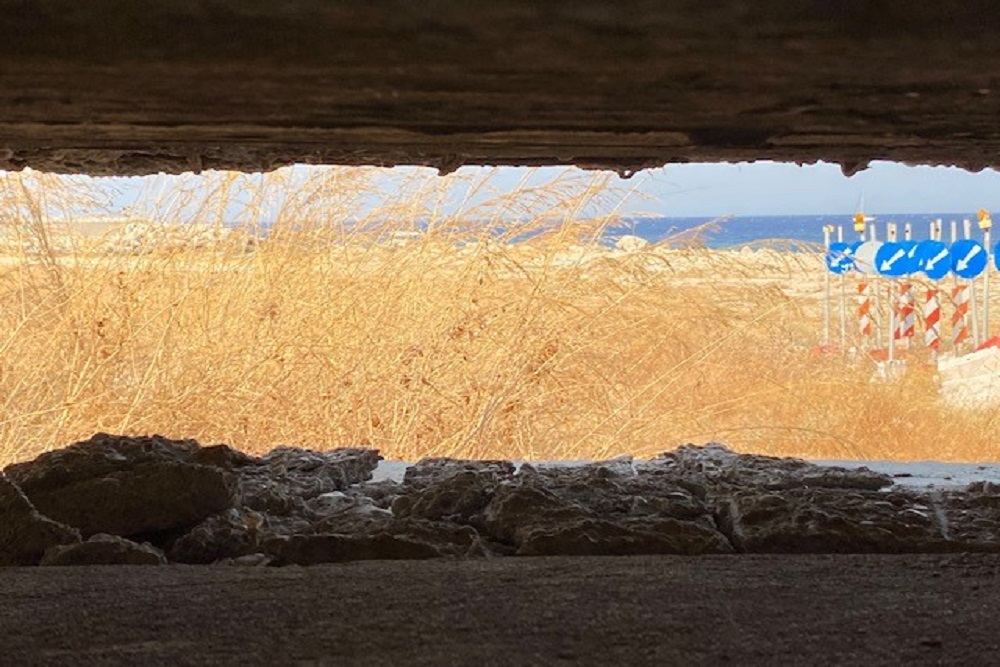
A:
[[895, 282, 915, 340], [952, 283, 970, 347], [924, 288, 941, 350], [857, 282, 872, 337]]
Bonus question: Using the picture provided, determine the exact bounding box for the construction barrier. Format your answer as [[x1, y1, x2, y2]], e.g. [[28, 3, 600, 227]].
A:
[[952, 283, 970, 347], [857, 282, 872, 337], [895, 282, 915, 340], [924, 288, 941, 350]]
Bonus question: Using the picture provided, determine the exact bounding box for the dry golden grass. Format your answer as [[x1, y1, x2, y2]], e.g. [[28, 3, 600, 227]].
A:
[[0, 167, 998, 466]]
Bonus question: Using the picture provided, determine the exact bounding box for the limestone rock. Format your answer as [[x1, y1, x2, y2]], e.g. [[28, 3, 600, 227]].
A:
[[0, 472, 80, 566], [402, 457, 516, 490], [481, 460, 732, 555], [393, 469, 509, 525], [170, 492, 392, 564], [168, 508, 312, 564], [3, 433, 237, 537], [937, 483, 1000, 552], [719, 489, 948, 553], [40, 534, 166, 566], [614, 235, 649, 253], [645, 444, 892, 494], [354, 479, 404, 510], [237, 446, 381, 516]]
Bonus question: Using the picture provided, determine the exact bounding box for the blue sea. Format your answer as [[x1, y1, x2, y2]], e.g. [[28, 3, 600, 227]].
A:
[[609, 213, 991, 250]]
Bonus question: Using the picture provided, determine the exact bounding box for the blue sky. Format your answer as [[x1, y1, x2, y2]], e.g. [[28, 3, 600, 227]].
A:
[[97, 160, 1000, 219]]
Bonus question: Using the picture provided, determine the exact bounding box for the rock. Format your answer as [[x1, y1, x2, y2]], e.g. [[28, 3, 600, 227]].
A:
[[98, 221, 244, 254], [393, 469, 510, 525], [40, 534, 166, 566], [481, 460, 732, 555], [237, 446, 381, 516], [309, 493, 393, 532], [192, 444, 258, 470], [3, 433, 237, 538], [262, 519, 484, 565], [354, 479, 404, 510], [614, 235, 649, 252], [644, 443, 892, 494], [937, 486, 1000, 552], [719, 488, 949, 553], [170, 491, 394, 564], [402, 457, 515, 489], [168, 508, 312, 564], [0, 472, 80, 566]]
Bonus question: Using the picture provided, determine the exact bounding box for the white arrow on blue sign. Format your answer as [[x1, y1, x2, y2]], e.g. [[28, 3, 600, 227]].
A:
[[951, 239, 988, 279], [824, 241, 854, 274], [876, 242, 909, 277], [916, 240, 951, 280], [901, 240, 919, 273]]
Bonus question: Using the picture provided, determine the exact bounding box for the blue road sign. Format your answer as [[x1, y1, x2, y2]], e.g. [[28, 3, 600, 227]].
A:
[[876, 242, 908, 277], [952, 239, 988, 279], [994, 241, 1000, 271], [824, 241, 854, 274], [900, 240, 919, 273], [916, 240, 951, 280]]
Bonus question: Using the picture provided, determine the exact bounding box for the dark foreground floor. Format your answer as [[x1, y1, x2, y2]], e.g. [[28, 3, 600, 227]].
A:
[[2, 554, 998, 666]]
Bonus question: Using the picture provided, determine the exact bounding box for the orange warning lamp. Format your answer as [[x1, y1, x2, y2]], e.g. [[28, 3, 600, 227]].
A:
[[853, 212, 866, 232], [978, 208, 992, 230]]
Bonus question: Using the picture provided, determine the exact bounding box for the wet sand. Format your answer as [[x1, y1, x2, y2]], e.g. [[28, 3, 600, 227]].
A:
[[2, 554, 997, 666]]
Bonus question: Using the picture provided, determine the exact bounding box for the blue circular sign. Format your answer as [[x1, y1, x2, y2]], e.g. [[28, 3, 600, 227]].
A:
[[994, 241, 1000, 271], [824, 242, 854, 274], [952, 239, 988, 279], [916, 240, 951, 280], [876, 242, 909, 277]]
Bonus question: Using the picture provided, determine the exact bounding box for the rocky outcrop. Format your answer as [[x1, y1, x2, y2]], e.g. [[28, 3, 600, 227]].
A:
[[4, 433, 237, 537], [481, 461, 732, 556], [8, 437, 1000, 567], [40, 534, 166, 566], [640, 443, 892, 493], [0, 472, 80, 566]]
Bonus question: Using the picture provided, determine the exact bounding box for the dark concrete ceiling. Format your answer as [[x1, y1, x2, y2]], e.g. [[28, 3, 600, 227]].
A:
[[2, 0, 1000, 176]]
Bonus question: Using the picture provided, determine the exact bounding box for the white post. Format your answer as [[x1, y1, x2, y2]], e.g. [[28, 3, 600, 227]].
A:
[[839, 225, 846, 350], [823, 225, 832, 346], [985, 224, 992, 343], [887, 223, 897, 362], [870, 223, 882, 342], [964, 219, 981, 347]]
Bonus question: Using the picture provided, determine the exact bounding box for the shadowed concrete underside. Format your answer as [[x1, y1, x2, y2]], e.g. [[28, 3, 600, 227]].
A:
[[2, 1, 1000, 176]]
